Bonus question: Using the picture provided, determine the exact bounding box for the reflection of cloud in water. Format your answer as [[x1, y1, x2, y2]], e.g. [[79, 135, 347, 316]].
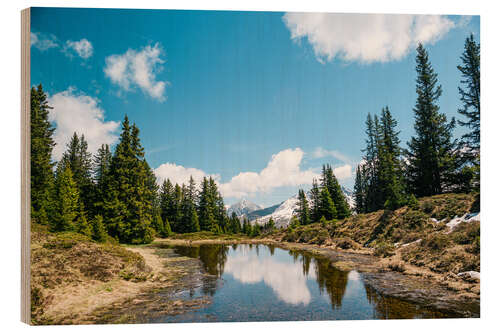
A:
[[224, 246, 314, 305], [347, 270, 360, 281]]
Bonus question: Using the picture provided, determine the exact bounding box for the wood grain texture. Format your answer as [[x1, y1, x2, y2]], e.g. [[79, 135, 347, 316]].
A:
[[21, 7, 31, 325]]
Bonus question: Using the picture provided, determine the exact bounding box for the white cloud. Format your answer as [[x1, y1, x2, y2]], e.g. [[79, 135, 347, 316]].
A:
[[219, 148, 319, 198], [104, 44, 168, 101], [48, 88, 120, 160], [311, 147, 352, 164], [30, 32, 58, 51], [154, 148, 353, 199], [282, 13, 455, 64], [332, 164, 352, 180], [64, 39, 93, 59], [154, 163, 220, 187]]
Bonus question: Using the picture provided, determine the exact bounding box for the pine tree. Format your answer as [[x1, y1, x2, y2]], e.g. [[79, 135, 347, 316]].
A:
[[91, 215, 107, 242], [353, 165, 365, 214], [75, 203, 92, 237], [309, 179, 321, 222], [103, 116, 155, 243], [457, 34, 480, 191], [406, 44, 457, 197], [60, 133, 94, 214], [93, 144, 112, 217], [30, 84, 56, 223], [378, 107, 405, 210], [295, 189, 310, 225], [198, 177, 216, 231], [457, 33, 480, 155], [152, 213, 165, 237], [321, 164, 351, 218], [159, 179, 175, 228], [318, 187, 336, 220], [50, 164, 79, 232], [163, 218, 172, 237], [180, 177, 200, 233], [229, 212, 242, 234]]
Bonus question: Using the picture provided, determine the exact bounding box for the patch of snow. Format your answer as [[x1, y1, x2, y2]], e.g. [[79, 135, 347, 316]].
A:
[[401, 239, 422, 247], [227, 199, 262, 217], [457, 271, 480, 281], [446, 212, 480, 233]]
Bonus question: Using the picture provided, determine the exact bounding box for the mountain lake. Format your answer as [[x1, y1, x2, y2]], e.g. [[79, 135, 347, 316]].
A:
[[140, 243, 453, 322]]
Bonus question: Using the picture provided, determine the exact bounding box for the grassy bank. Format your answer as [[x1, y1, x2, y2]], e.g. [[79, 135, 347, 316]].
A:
[[30, 224, 210, 324]]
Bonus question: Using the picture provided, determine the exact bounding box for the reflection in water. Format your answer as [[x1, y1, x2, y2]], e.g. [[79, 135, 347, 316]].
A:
[[164, 243, 451, 323]]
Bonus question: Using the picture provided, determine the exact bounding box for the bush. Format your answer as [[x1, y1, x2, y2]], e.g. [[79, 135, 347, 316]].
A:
[[407, 194, 419, 210], [421, 201, 435, 214], [374, 242, 395, 257], [422, 233, 449, 251], [403, 210, 428, 229]]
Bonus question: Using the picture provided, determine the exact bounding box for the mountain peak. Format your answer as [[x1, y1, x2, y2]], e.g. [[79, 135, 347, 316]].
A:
[[227, 199, 262, 217]]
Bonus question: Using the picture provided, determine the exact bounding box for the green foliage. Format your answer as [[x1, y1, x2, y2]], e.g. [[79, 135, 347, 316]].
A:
[[405, 43, 458, 197], [295, 189, 310, 225], [318, 186, 336, 220], [75, 205, 92, 237], [50, 165, 79, 232], [374, 242, 395, 257], [91, 215, 108, 242], [60, 133, 94, 214], [407, 194, 419, 210], [321, 165, 351, 218], [101, 116, 155, 244], [30, 84, 56, 221], [320, 216, 327, 228], [457, 34, 480, 160]]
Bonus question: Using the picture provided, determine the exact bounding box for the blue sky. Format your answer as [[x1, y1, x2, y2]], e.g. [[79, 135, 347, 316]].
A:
[[30, 8, 479, 207]]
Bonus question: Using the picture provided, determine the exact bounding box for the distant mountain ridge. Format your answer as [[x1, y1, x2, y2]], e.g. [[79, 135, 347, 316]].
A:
[[226, 199, 262, 218]]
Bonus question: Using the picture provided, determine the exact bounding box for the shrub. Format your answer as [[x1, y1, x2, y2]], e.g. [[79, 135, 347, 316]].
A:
[[422, 233, 449, 251], [403, 210, 428, 229], [421, 201, 435, 214], [407, 194, 419, 210], [374, 242, 395, 257]]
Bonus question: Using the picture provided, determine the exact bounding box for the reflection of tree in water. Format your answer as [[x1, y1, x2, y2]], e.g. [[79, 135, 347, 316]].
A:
[[173, 244, 229, 296], [268, 244, 275, 256], [364, 284, 447, 319], [313, 257, 349, 310], [286, 249, 349, 310]]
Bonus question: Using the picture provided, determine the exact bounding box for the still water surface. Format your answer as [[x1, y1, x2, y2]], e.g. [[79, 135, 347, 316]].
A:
[[153, 244, 449, 322]]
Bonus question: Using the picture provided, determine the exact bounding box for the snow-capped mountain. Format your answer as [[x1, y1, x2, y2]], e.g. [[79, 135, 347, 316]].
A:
[[227, 199, 262, 217], [251, 187, 355, 228]]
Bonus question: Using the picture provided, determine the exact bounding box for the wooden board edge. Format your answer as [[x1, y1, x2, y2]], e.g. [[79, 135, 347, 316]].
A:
[[21, 7, 31, 325]]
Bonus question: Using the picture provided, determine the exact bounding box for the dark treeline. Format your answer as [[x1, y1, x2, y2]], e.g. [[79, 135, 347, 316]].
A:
[[29, 95, 242, 244], [30, 88, 272, 243], [352, 37, 480, 214]]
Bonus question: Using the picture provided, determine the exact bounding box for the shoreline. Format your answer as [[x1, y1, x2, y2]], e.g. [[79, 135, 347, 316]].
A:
[[155, 237, 480, 318]]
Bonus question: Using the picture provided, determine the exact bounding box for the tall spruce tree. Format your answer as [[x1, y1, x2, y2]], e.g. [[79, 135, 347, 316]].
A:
[[457, 34, 480, 155], [30, 84, 56, 223], [50, 164, 79, 232], [93, 144, 112, 217], [353, 165, 365, 214], [180, 177, 200, 233], [103, 116, 154, 243], [60, 133, 94, 214], [378, 107, 405, 210], [457, 34, 480, 191], [321, 164, 351, 218], [295, 189, 310, 225], [318, 187, 336, 220], [405, 44, 457, 197], [309, 179, 321, 222]]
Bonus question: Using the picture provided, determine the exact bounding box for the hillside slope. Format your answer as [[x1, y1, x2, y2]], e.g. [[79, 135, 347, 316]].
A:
[[270, 193, 480, 292]]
